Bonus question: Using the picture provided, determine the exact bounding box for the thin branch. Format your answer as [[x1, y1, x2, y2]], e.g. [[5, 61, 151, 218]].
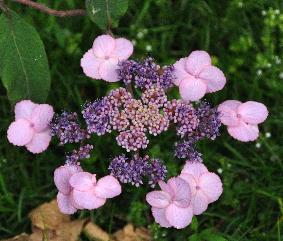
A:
[[12, 0, 86, 17]]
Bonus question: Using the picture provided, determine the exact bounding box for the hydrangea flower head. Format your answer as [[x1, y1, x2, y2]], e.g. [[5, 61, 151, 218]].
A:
[[173, 51, 226, 101], [146, 177, 193, 229], [7, 100, 54, 153], [69, 172, 122, 210], [179, 161, 223, 215], [81, 34, 134, 82], [218, 100, 268, 142]]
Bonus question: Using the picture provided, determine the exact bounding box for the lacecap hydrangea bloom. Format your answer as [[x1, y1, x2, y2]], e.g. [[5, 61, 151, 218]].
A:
[[7, 34, 268, 229]]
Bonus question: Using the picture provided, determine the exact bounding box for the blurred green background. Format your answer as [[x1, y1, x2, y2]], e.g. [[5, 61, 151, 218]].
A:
[[0, 0, 282, 240]]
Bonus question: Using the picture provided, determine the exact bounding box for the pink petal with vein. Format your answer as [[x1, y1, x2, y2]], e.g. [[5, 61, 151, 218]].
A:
[[15, 100, 38, 121], [192, 191, 208, 215], [181, 161, 208, 178], [173, 58, 190, 86], [186, 50, 211, 76], [146, 191, 171, 208], [26, 130, 51, 154], [72, 189, 106, 210], [57, 192, 77, 214], [112, 38, 133, 60], [179, 77, 207, 101], [31, 104, 54, 132], [218, 100, 242, 126], [95, 175, 122, 199], [165, 204, 193, 229], [99, 58, 119, 82], [69, 172, 95, 191], [152, 207, 172, 228], [7, 119, 34, 146], [92, 35, 116, 58], [227, 121, 259, 142], [81, 49, 103, 79]]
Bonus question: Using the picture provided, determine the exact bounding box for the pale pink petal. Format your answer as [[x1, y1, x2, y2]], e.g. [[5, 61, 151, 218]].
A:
[[168, 177, 191, 208], [179, 77, 207, 101], [98, 58, 119, 82], [199, 66, 226, 93], [158, 181, 175, 198], [173, 58, 190, 86], [30, 104, 54, 132], [192, 191, 208, 215], [69, 172, 95, 191], [54, 165, 82, 195], [165, 204, 193, 229], [185, 50, 211, 76], [199, 172, 223, 203], [92, 35, 116, 58], [7, 119, 34, 146], [227, 121, 259, 142], [179, 173, 198, 196], [95, 175, 122, 199], [111, 38, 133, 60], [81, 49, 103, 79], [151, 207, 172, 228], [72, 189, 106, 210], [237, 101, 268, 125], [218, 100, 242, 126], [181, 161, 208, 178], [15, 100, 38, 121], [26, 130, 51, 154], [146, 191, 171, 208], [57, 192, 77, 214]]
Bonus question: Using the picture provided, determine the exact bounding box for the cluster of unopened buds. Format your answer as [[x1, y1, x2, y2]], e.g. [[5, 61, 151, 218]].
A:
[[7, 34, 268, 229]]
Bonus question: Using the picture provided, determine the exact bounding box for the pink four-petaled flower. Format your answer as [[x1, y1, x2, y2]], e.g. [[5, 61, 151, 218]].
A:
[[7, 100, 54, 154], [81, 34, 134, 82], [179, 161, 223, 215], [173, 50, 226, 101], [54, 165, 122, 214], [218, 100, 268, 142], [146, 177, 193, 229]]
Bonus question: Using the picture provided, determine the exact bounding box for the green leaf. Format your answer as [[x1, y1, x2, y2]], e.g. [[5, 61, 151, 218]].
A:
[[200, 229, 228, 241], [0, 12, 50, 104], [85, 0, 129, 30]]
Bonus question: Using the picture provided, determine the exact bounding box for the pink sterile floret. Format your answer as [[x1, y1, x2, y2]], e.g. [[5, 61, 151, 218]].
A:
[[54, 165, 122, 214], [218, 100, 268, 142], [7, 100, 54, 154], [146, 177, 193, 229], [173, 50, 226, 101], [179, 161, 223, 215], [81, 34, 134, 82]]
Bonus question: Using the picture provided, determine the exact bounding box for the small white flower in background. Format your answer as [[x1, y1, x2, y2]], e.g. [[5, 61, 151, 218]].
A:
[[238, 1, 243, 8], [274, 9, 280, 15], [227, 163, 232, 168], [274, 56, 281, 64], [256, 69, 262, 76], [217, 168, 223, 174], [266, 63, 272, 68], [255, 143, 261, 149], [265, 132, 271, 138], [261, 10, 267, 16], [279, 72, 283, 79], [131, 39, 137, 46], [137, 31, 144, 39], [146, 44, 152, 52]]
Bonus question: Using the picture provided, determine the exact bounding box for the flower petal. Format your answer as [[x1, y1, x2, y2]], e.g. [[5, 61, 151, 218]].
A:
[[72, 189, 106, 210], [98, 58, 119, 82], [92, 34, 116, 58], [185, 50, 211, 76], [181, 161, 208, 178], [168, 177, 191, 208], [173, 57, 190, 86], [15, 100, 38, 121], [199, 66, 226, 93], [165, 204, 193, 229], [179, 77, 207, 101], [30, 104, 54, 132], [179, 173, 198, 196], [54, 165, 82, 195], [69, 172, 95, 191], [158, 180, 175, 198], [26, 130, 51, 154], [7, 119, 34, 146], [81, 49, 103, 79], [227, 121, 259, 142], [57, 192, 77, 214], [199, 172, 223, 203], [237, 101, 268, 125], [218, 100, 242, 126], [151, 207, 172, 228], [111, 38, 133, 60], [95, 175, 122, 199], [146, 191, 171, 208], [192, 191, 208, 215]]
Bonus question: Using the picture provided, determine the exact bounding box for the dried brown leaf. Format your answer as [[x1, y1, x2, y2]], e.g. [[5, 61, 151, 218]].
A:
[[2, 233, 29, 241], [29, 199, 69, 230], [83, 222, 111, 241], [113, 224, 151, 241]]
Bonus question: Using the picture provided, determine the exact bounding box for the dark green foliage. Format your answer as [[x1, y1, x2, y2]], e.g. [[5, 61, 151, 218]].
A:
[[0, 12, 50, 104], [0, 0, 282, 240]]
